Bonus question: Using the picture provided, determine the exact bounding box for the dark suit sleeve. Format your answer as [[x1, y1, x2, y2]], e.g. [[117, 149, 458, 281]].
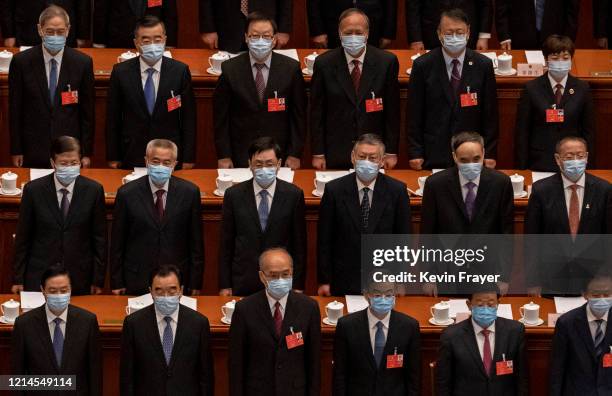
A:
[[10, 316, 26, 377], [0, 0, 15, 38], [524, 187, 543, 287], [228, 303, 246, 396], [199, 0, 216, 33], [189, 187, 204, 290], [92, 185, 108, 288], [218, 190, 236, 290], [306, 0, 325, 37], [286, 65, 307, 158], [606, 184, 612, 233], [110, 190, 128, 290], [514, 87, 532, 169], [549, 318, 569, 396], [119, 317, 135, 396], [199, 317, 215, 396], [88, 315, 103, 396], [80, 56, 95, 157], [92, 0, 109, 44], [384, 55, 400, 154], [394, 183, 412, 234], [292, 190, 307, 290], [8, 53, 23, 155], [501, 177, 514, 234], [594, 0, 610, 38], [515, 325, 529, 396], [213, 70, 233, 160], [478, 0, 493, 33], [406, 59, 425, 160], [435, 330, 452, 396], [495, 0, 511, 42], [309, 62, 326, 156], [163, 0, 179, 47], [276, 0, 293, 33], [405, 0, 423, 43], [481, 60, 498, 160], [307, 300, 321, 396], [75, 0, 92, 40], [180, 66, 197, 163], [106, 66, 124, 162], [331, 318, 348, 396], [405, 320, 421, 396], [382, 0, 398, 39], [13, 182, 35, 284], [580, 83, 596, 167], [420, 180, 436, 234], [317, 188, 335, 284], [564, 0, 581, 40]]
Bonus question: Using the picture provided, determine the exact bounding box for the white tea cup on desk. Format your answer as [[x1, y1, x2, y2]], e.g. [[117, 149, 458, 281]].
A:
[[510, 173, 525, 196], [417, 176, 428, 192], [0, 171, 18, 194], [430, 301, 450, 323], [304, 52, 318, 74], [125, 301, 145, 315], [216, 176, 233, 194], [325, 300, 344, 324], [208, 51, 230, 74], [122, 172, 140, 185], [222, 300, 236, 322], [1, 299, 20, 322], [520, 301, 540, 325], [313, 178, 327, 196]]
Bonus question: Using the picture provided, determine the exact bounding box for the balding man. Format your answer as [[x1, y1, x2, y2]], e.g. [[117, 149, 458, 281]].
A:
[[310, 8, 400, 170], [229, 248, 321, 396]]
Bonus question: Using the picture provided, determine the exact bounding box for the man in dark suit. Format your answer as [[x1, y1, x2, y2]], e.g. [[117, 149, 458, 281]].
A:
[[0, 1, 90, 48], [405, 0, 493, 50], [110, 139, 204, 296], [496, 0, 580, 50], [407, 8, 498, 170], [214, 13, 306, 169], [106, 15, 196, 170], [550, 274, 612, 395], [93, 0, 178, 48], [199, 0, 292, 52], [594, 0, 612, 49], [333, 278, 420, 395], [308, 0, 398, 49], [310, 8, 400, 170], [516, 35, 595, 172], [525, 137, 612, 296], [436, 286, 528, 395], [8, 5, 94, 169], [219, 137, 306, 296], [229, 248, 321, 396], [121, 264, 214, 396], [318, 134, 411, 297], [12, 137, 106, 296], [12, 266, 102, 396]]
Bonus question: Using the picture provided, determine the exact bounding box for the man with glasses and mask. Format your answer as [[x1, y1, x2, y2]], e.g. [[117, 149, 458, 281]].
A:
[[111, 139, 204, 296], [407, 8, 498, 171], [12, 136, 106, 296], [310, 8, 400, 170], [214, 12, 306, 170], [317, 134, 411, 297], [8, 5, 94, 169], [11, 266, 102, 395], [120, 264, 214, 395], [219, 137, 306, 297], [229, 248, 321, 396], [106, 15, 196, 170], [333, 276, 421, 395]]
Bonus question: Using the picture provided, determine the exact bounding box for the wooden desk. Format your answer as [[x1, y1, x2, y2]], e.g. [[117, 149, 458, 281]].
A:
[[0, 49, 611, 170], [0, 294, 558, 396]]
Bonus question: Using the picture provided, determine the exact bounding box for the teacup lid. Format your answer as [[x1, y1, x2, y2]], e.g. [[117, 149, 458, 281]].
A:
[[3, 299, 20, 308], [510, 173, 524, 180], [2, 171, 17, 180], [525, 301, 539, 308], [327, 300, 344, 308], [121, 51, 138, 58], [306, 52, 318, 59], [0, 50, 13, 58], [212, 51, 230, 59], [225, 299, 236, 307], [498, 52, 512, 59], [435, 300, 449, 308]]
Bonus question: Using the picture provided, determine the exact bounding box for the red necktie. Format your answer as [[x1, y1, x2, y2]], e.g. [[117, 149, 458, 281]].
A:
[[155, 189, 165, 219], [482, 329, 492, 376], [273, 301, 282, 337], [451, 58, 461, 95], [555, 83, 563, 107], [569, 184, 579, 238], [351, 60, 361, 93]]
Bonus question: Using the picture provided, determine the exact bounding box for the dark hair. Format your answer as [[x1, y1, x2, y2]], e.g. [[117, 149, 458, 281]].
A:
[[41, 265, 70, 288], [555, 136, 588, 154], [149, 264, 183, 286], [439, 8, 470, 27], [248, 137, 282, 161], [542, 34, 575, 58], [246, 11, 278, 34], [469, 283, 500, 299], [338, 8, 370, 30], [451, 131, 484, 152], [50, 136, 81, 160], [134, 15, 166, 38]]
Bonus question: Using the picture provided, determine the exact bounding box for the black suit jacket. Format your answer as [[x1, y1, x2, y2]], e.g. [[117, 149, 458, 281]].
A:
[[9, 45, 94, 168], [437, 317, 528, 396], [213, 52, 306, 166], [515, 74, 595, 171], [120, 304, 214, 396], [310, 46, 400, 169], [318, 173, 411, 295], [594, 0, 612, 44], [307, 0, 398, 48], [407, 48, 498, 169], [110, 175, 204, 294], [219, 179, 306, 295], [106, 56, 196, 168], [405, 0, 493, 49], [11, 305, 102, 396], [93, 0, 178, 48], [550, 304, 612, 395], [0, 0, 90, 47], [199, 0, 292, 53], [13, 174, 106, 295], [229, 290, 321, 396], [333, 309, 421, 396], [495, 0, 580, 49]]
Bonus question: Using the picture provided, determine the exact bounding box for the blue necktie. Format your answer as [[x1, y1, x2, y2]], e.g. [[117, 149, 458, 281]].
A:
[[258, 190, 269, 230], [49, 58, 58, 106], [594, 319, 606, 359], [144, 68, 156, 115], [361, 187, 370, 231], [535, 0, 546, 31], [374, 321, 385, 368], [52, 317, 64, 367], [162, 316, 173, 365]]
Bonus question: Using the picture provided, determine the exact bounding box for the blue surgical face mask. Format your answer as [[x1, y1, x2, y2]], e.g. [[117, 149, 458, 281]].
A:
[[148, 164, 172, 186], [441, 34, 467, 54], [471, 306, 497, 328], [355, 160, 380, 183], [588, 297, 612, 318], [140, 43, 165, 64], [43, 35, 66, 53], [458, 162, 482, 181], [341, 34, 367, 57], [46, 293, 70, 313], [562, 159, 586, 182], [548, 60, 572, 81], [253, 167, 277, 188], [154, 295, 180, 316], [55, 165, 80, 186], [267, 277, 292, 300], [248, 37, 274, 60], [370, 296, 395, 316]]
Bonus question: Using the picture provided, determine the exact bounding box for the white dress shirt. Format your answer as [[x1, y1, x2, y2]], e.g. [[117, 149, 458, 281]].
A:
[[42, 46, 64, 88], [249, 53, 272, 87], [140, 57, 162, 97], [458, 170, 481, 201], [442, 48, 466, 80], [345, 47, 367, 74], [149, 177, 169, 210], [266, 290, 288, 319], [356, 176, 376, 205], [586, 303, 609, 341], [472, 319, 496, 359], [155, 305, 179, 343], [548, 73, 569, 97], [367, 308, 390, 354], [561, 173, 585, 219], [45, 304, 68, 340], [253, 178, 277, 208], [54, 175, 76, 207]]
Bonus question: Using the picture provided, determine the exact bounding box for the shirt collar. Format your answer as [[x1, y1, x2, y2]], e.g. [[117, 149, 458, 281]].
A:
[[253, 178, 277, 197], [42, 45, 64, 64], [344, 46, 367, 66], [140, 56, 163, 74], [250, 52, 272, 69], [367, 306, 391, 329], [560, 172, 585, 189], [149, 177, 170, 193], [54, 174, 76, 193], [155, 303, 180, 323], [472, 318, 496, 334], [265, 289, 289, 311], [45, 303, 68, 324], [586, 304, 609, 323], [458, 169, 481, 188], [442, 48, 466, 68], [356, 175, 377, 192], [548, 73, 569, 91]]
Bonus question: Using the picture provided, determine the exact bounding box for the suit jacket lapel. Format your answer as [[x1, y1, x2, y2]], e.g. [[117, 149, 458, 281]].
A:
[[256, 291, 280, 341], [472, 169, 492, 220], [265, 182, 287, 236], [35, 307, 60, 373], [279, 292, 300, 345], [153, 57, 172, 116], [244, 180, 264, 233], [43, 175, 64, 227], [366, 175, 388, 233], [492, 319, 509, 375], [63, 176, 83, 228], [241, 54, 263, 109], [560, 75, 578, 108], [61, 306, 80, 370], [540, 73, 556, 106], [334, 50, 357, 105], [343, 174, 364, 232], [359, 309, 378, 371], [447, 169, 470, 221], [357, 49, 377, 105], [161, 177, 181, 229], [578, 175, 595, 233], [54, 49, 72, 109], [167, 306, 187, 369], [262, 53, 280, 107], [575, 305, 597, 362], [434, 48, 454, 105], [138, 177, 162, 226], [552, 174, 571, 233], [33, 46, 52, 109], [458, 49, 475, 98], [461, 321, 488, 378], [131, 58, 150, 116]]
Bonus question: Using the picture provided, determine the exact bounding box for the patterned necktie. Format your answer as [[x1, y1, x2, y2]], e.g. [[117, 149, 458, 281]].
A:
[[555, 83, 563, 107], [258, 190, 269, 230], [254, 63, 266, 103], [273, 301, 282, 337], [240, 0, 249, 16], [361, 187, 370, 231], [144, 67, 156, 115], [60, 188, 69, 219], [535, 0, 546, 31], [465, 182, 476, 221], [481, 329, 492, 376], [155, 189, 165, 219], [451, 58, 461, 95], [568, 184, 579, 238], [594, 319, 606, 359], [52, 317, 64, 367], [49, 58, 58, 106], [351, 60, 361, 93], [162, 316, 173, 365], [374, 321, 385, 368]]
